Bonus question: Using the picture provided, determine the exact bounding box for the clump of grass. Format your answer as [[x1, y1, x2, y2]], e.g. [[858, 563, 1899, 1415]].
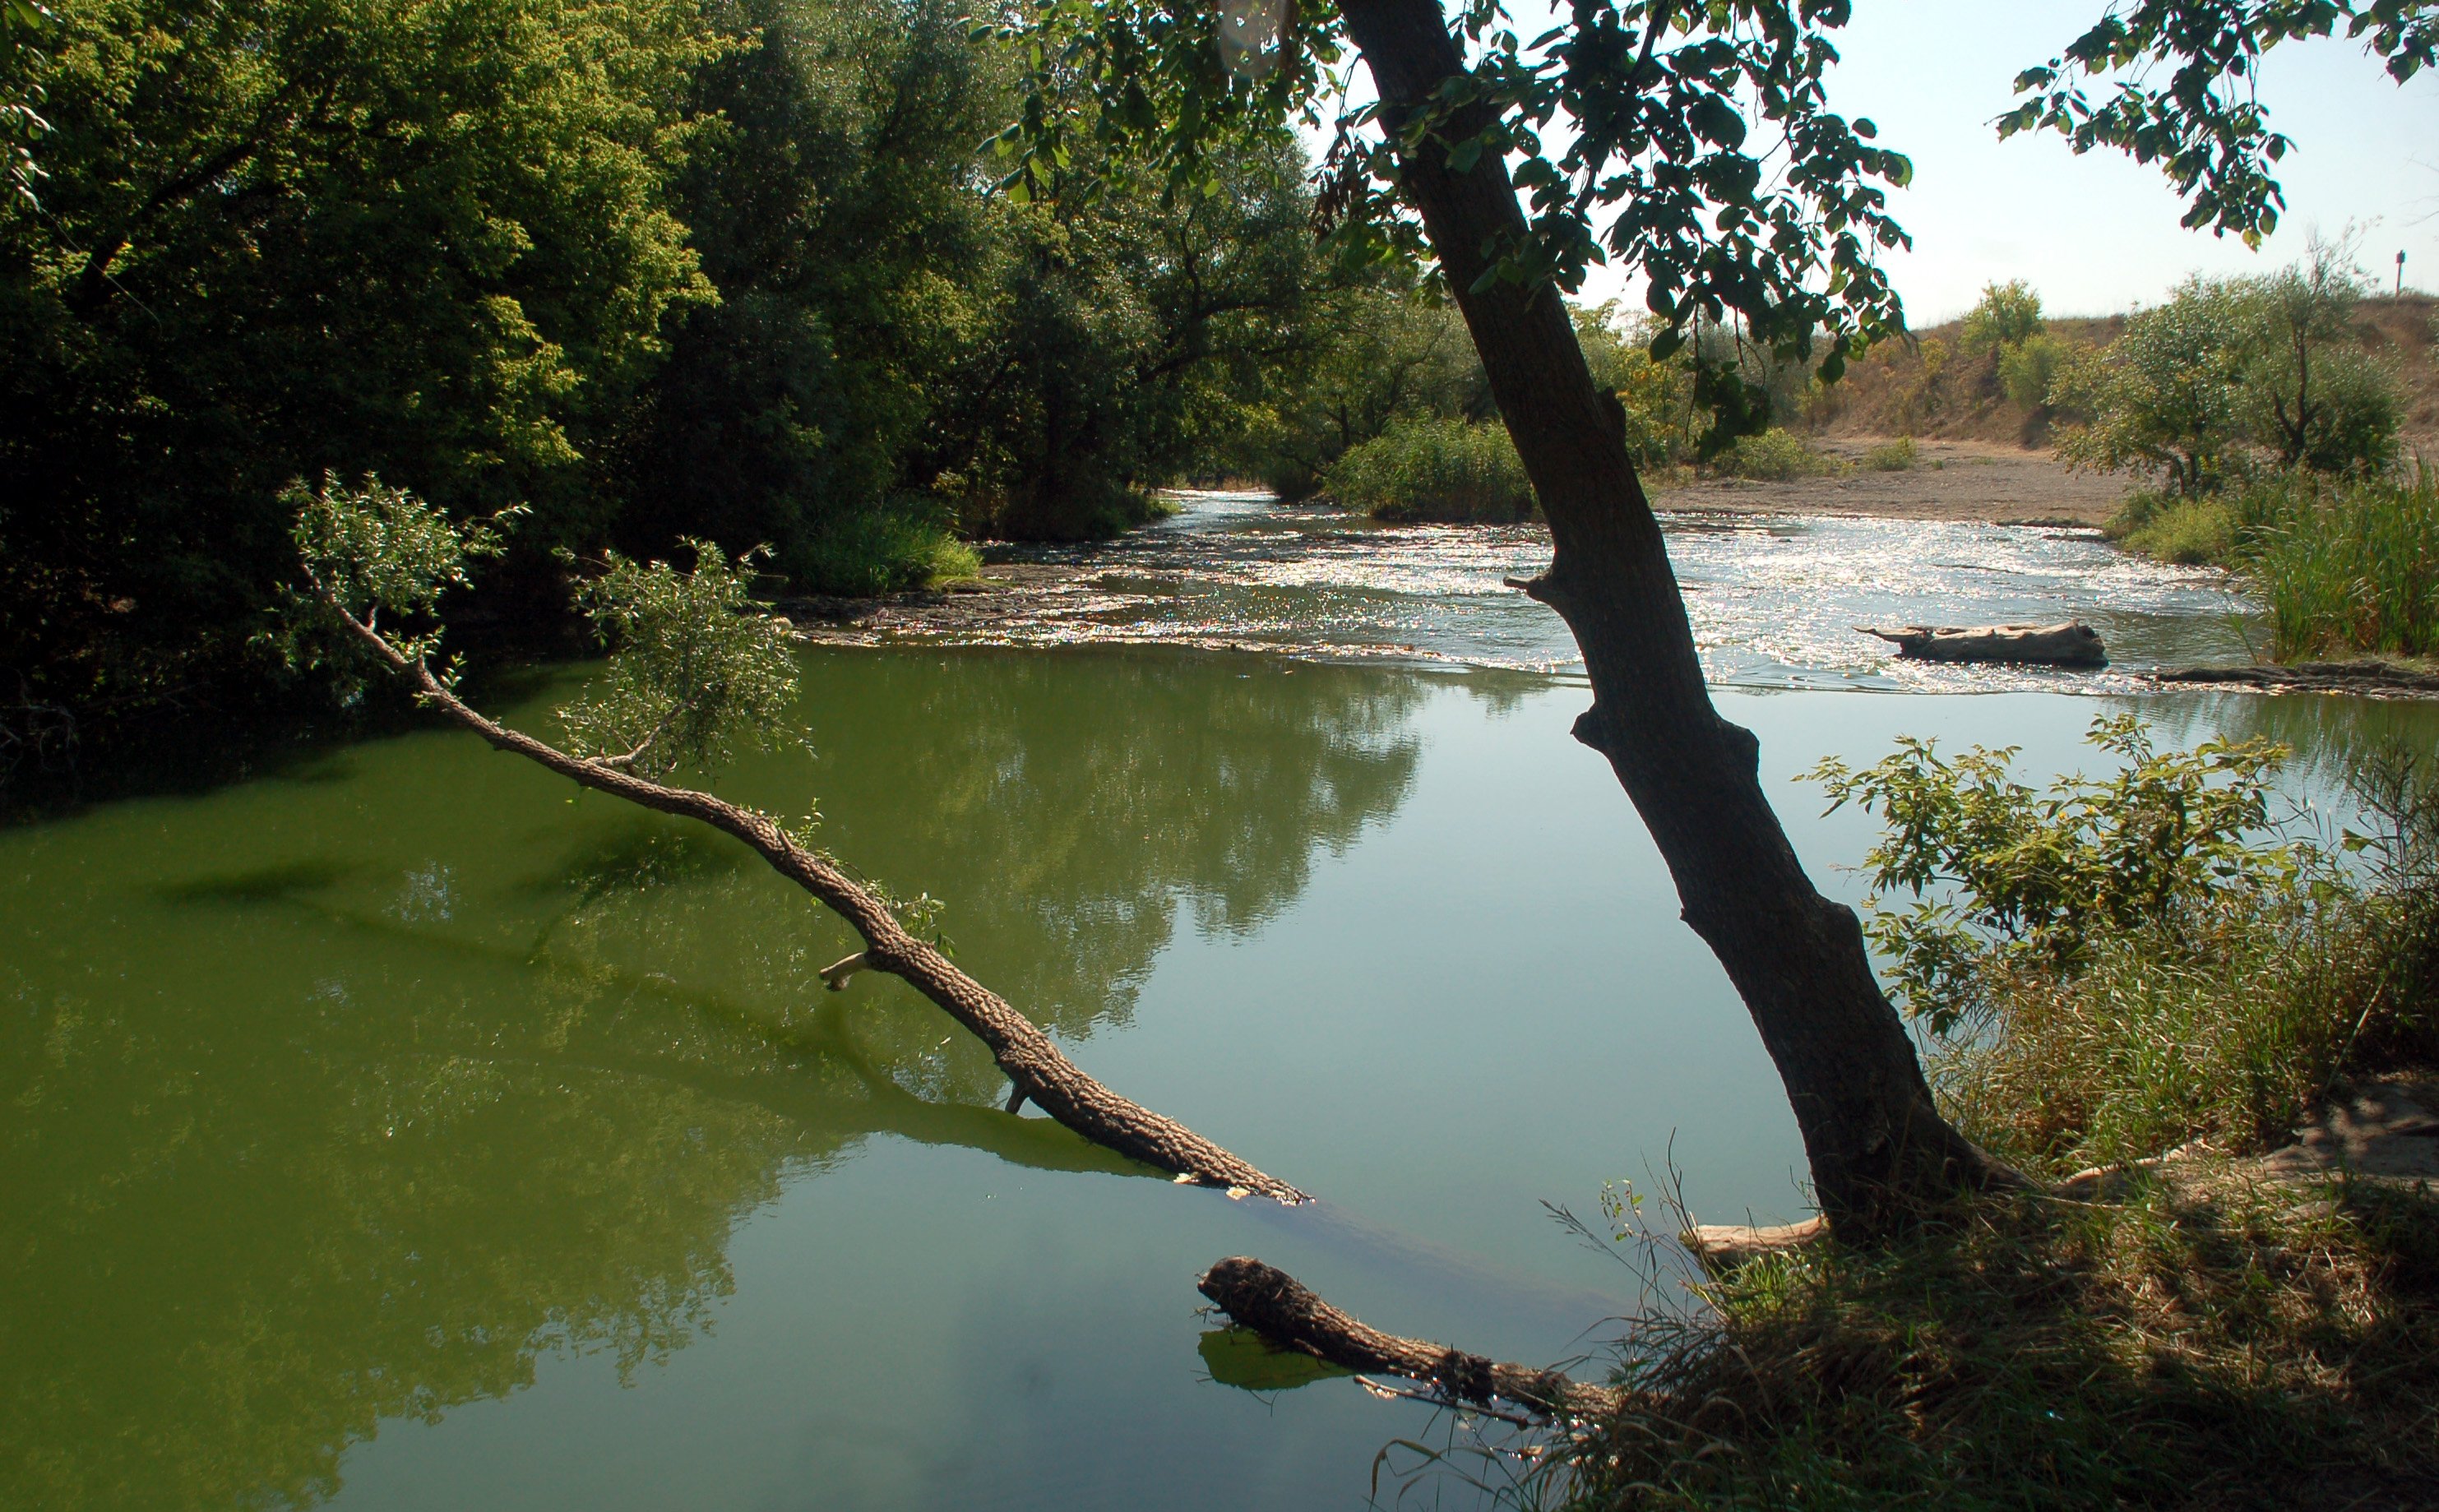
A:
[[1713, 428, 1840, 482], [1559, 1177, 2439, 1510], [2111, 468, 2439, 663], [1325, 417, 1538, 523], [1862, 436, 1917, 471], [1932, 894, 2404, 1174], [2247, 467, 2439, 660], [2117, 493, 2238, 564]]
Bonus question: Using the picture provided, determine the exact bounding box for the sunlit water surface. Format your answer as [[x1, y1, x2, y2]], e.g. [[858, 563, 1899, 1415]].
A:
[[957, 490, 2256, 689], [4, 492, 2430, 1512]]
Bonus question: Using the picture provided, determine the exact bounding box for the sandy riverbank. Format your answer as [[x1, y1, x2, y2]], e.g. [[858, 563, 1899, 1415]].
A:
[[1659, 437, 2131, 527]]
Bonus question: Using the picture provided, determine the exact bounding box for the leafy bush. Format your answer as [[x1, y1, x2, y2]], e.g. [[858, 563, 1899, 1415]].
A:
[[1812, 717, 2438, 1174], [1997, 331, 2073, 410], [1863, 437, 1917, 471], [2053, 278, 2252, 494], [1322, 418, 1536, 522], [2115, 493, 2237, 563], [1959, 279, 2045, 354], [1716, 428, 1837, 481]]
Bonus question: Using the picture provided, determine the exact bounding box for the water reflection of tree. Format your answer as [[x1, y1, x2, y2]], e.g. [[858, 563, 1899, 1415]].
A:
[[0, 941, 799, 1512], [0, 647, 1429, 1509], [2109, 692, 2439, 796]]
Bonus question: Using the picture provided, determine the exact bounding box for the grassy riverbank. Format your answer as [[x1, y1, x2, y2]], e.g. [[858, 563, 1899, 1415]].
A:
[[1548, 723, 2439, 1510], [2113, 469, 2439, 663], [1567, 1173, 2439, 1510]]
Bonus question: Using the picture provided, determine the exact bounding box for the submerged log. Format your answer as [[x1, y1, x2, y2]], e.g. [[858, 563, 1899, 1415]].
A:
[[1858, 621, 2107, 668], [1196, 1255, 1622, 1417]]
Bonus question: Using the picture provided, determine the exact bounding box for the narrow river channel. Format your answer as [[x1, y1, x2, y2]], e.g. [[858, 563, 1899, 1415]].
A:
[[5, 494, 2434, 1510]]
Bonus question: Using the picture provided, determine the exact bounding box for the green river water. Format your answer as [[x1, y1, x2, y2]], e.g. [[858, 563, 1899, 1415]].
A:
[[7, 500, 2437, 1510]]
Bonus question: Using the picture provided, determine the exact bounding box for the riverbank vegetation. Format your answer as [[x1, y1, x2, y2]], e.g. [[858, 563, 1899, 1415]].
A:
[[1322, 417, 1536, 523], [1542, 724, 2439, 1509], [0, 0, 1354, 762], [2006, 242, 2439, 667]]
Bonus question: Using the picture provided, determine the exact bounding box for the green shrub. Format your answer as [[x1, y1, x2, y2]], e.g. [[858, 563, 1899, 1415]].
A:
[[1862, 437, 1917, 471], [795, 504, 980, 596], [1997, 331, 2072, 410], [2118, 495, 2237, 564], [1812, 716, 2439, 1175], [1322, 418, 1536, 522], [1959, 279, 2046, 354], [1716, 428, 1838, 481]]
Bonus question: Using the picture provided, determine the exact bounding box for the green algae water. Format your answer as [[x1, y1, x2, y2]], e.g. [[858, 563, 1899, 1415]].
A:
[[7, 506, 2437, 1509]]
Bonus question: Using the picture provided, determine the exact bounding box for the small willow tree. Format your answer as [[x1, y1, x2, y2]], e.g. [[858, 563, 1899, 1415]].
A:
[[976, 0, 2437, 1230]]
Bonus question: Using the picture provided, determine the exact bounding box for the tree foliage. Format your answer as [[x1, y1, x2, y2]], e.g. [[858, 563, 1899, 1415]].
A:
[[1811, 716, 2308, 1033], [1002, 0, 1919, 449], [2001, 0, 2438, 243], [0, 0, 1352, 753], [2055, 246, 2401, 492]]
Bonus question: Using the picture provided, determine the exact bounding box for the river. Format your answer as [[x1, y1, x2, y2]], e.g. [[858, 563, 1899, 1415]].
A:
[[4, 494, 2432, 1510]]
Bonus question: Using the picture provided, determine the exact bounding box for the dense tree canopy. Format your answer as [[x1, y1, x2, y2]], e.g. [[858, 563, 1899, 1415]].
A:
[[0, 0, 1362, 756]]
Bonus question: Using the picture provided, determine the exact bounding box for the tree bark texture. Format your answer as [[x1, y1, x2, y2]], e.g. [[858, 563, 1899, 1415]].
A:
[[1197, 1255, 1622, 1417], [327, 600, 1306, 1204], [1334, 0, 2016, 1228]]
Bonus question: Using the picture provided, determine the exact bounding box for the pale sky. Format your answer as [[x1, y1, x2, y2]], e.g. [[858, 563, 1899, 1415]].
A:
[[1335, 2, 2439, 323]]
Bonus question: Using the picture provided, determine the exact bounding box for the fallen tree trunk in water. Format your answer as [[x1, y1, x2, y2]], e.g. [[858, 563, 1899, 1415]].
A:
[[1858, 622, 2107, 668], [1196, 1255, 1622, 1417], [320, 593, 1307, 1205]]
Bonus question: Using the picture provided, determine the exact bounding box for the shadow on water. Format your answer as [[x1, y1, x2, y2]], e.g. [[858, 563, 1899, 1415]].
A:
[[0, 645, 1434, 1511]]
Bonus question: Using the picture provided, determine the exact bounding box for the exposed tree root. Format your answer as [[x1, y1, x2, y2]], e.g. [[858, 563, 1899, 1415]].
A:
[[324, 597, 1307, 1204], [1196, 1255, 1622, 1417]]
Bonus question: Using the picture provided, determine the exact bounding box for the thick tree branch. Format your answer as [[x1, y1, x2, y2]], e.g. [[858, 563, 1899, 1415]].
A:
[[318, 591, 1306, 1204], [1197, 1255, 1622, 1417]]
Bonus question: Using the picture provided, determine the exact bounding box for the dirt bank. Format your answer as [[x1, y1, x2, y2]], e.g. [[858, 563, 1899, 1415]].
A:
[[1659, 437, 2131, 527]]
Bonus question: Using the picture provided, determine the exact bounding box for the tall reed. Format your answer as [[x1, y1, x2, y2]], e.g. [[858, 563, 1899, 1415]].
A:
[[2243, 466, 2439, 659]]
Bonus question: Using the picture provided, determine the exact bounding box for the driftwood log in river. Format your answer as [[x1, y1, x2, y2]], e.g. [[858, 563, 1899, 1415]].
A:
[[1858, 622, 2108, 668], [1196, 1256, 1622, 1417], [312, 586, 1307, 1205]]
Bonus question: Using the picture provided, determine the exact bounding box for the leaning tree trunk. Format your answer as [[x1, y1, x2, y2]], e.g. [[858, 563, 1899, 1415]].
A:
[[1336, 0, 2016, 1230]]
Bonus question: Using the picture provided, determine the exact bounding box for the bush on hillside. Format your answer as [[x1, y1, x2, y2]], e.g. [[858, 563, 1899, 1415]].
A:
[[1322, 418, 1536, 522], [1997, 332, 2074, 411], [1960, 280, 2045, 354], [2056, 247, 2403, 495]]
